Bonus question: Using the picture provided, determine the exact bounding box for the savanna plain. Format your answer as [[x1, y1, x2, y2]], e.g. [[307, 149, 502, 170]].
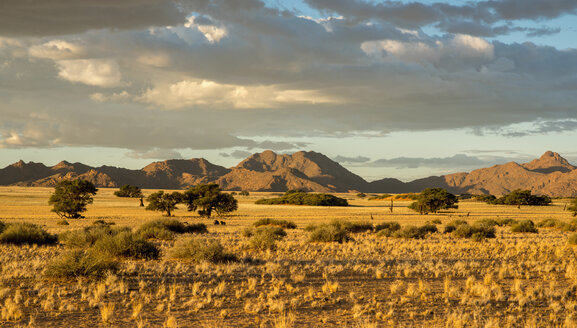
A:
[[1, 187, 577, 327]]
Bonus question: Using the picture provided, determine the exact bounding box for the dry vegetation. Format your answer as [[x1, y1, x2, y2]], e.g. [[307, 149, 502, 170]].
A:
[[0, 187, 577, 327]]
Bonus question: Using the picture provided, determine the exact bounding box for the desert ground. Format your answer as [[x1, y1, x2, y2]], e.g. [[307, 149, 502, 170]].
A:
[[1, 187, 577, 327]]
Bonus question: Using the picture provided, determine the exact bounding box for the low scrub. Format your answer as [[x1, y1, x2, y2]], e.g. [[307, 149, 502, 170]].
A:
[[375, 222, 401, 237], [307, 224, 351, 243], [537, 218, 577, 232], [568, 233, 577, 245], [510, 220, 538, 233], [368, 194, 391, 200], [392, 224, 438, 239], [0, 223, 57, 246], [168, 237, 237, 263], [452, 223, 496, 241], [45, 250, 118, 279], [443, 220, 468, 233], [137, 219, 208, 240], [93, 231, 160, 260], [244, 227, 287, 251], [59, 225, 130, 248], [252, 218, 297, 229], [255, 190, 348, 207]]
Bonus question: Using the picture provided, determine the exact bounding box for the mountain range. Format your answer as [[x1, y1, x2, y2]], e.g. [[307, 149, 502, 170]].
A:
[[1, 150, 576, 197]]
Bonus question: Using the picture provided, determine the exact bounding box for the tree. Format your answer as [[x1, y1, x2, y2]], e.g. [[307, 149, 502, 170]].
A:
[[568, 198, 577, 217], [491, 189, 551, 208], [409, 188, 458, 215], [114, 185, 142, 198], [48, 180, 98, 219], [145, 191, 183, 217], [183, 184, 238, 218]]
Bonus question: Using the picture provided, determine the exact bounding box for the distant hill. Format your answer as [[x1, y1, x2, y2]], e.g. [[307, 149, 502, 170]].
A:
[[1, 150, 576, 197]]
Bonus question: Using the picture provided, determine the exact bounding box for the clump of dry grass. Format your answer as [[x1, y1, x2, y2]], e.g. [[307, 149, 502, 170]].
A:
[[375, 222, 401, 237], [0, 222, 57, 245], [253, 218, 297, 229], [307, 223, 351, 243], [92, 231, 161, 260], [167, 237, 237, 263], [137, 219, 207, 240], [391, 223, 437, 239], [59, 225, 130, 248], [511, 220, 538, 233], [244, 226, 287, 250]]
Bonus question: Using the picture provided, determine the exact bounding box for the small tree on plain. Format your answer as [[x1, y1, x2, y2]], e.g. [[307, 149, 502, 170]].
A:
[[145, 191, 183, 217], [183, 184, 238, 218], [408, 188, 458, 215], [48, 180, 98, 219], [114, 185, 143, 198]]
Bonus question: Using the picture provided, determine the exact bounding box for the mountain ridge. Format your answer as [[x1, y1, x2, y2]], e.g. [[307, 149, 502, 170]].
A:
[[1, 150, 576, 197]]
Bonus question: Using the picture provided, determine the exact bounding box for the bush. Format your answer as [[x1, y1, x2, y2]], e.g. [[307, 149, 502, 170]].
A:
[[495, 218, 518, 227], [357, 193, 367, 198], [338, 220, 374, 233], [452, 223, 496, 240], [137, 219, 208, 240], [368, 194, 391, 200], [253, 218, 297, 229], [511, 220, 538, 233], [431, 219, 442, 224], [307, 224, 351, 243], [45, 250, 118, 279], [168, 237, 237, 263], [491, 190, 551, 206], [537, 218, 561, 228], [59, 225, 130, 248], [568, 233, 577, 245], [443, 220, 468, 233], [255, 190, 348, 207], [0, 221, 5, 234], [93, 231, 160, 260], [57, 219, 69, 226], [390, 224, 438, 239], [245, 227, 287, 251], [0, 223, 57, 245], [239, 191, 250, 196], [375, 222, 401, 237]]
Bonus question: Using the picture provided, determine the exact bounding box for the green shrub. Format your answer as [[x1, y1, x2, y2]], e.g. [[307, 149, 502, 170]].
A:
[[0, 223, 57, 245], [495, 218, 518, 227], [367, 194, 391, 200], [137, 219, 208, 240], [255, 190, 348, 207], [452, 223, 496, 240], [59, 225, 130, 248], [490, 190, 551, 206], [511, 220, 538, 233], [431, 219, 442, 225], [339, 220, 374, 233], [252, 218, 297, 229], [568, 233, 577, 245], [537, 218, 561, 228], [357, 193, 367, 198], [56, 219, 69, 226], [245, 227, 287, 251], [45, 250, 118, 279], [93, 219, 115, 226], [391, 224, 438, 239], [444, 220, 468, 233], [168, 237, 237, 263], [93, 231, 160, 260], [307, 224, 351, 243], [375, 222, 401, 237]]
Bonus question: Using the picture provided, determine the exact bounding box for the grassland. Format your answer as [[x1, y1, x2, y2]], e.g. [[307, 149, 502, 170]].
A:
[[0, 187, 577, 327]]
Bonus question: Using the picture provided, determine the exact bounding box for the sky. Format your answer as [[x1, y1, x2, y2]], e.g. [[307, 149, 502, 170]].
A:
[[0, 0, 576, 182]]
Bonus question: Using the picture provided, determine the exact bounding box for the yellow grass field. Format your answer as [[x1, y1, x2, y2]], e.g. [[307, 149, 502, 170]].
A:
[[1, 187, 577, 327]]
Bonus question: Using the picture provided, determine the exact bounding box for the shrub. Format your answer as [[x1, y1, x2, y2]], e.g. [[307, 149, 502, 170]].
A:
[[245, 227, 287, 251], [431, 219, 442, 224], [511, 220, 538, 233], [253, 218, 297, 229], [59, 225, 130, 248], [357, 193, 367, 198], [568, 233, 577, 245], [0, 221, 5, 234], [452, 223, 496, 240], [45, 250, 118, 279], [137, 219, 208, 240], [0, 223, 57, 245], [93, 231, 160, 260], [57, 219, 69, 226], [375, 222, 401, 237], [339, 220, 374, 233], [491, 190, 551, 207], [368, 194, 391, 200], [391, 224, 438, 239], [307, 224, 351, 243], [93, 220, 115, 226], [168, 237, 237, 263], [495, 218, 518, 227], [255, 190, 348, 207], [444, 220, 468, 233], [239, 191, 250, 196]]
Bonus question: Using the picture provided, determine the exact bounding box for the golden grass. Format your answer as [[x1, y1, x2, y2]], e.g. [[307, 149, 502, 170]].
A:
[[0, 187, 576, 327]]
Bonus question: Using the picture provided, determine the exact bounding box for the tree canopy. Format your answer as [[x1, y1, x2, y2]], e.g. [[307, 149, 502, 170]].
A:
[[48, 179, 98, 219], [114, 185, 142, 198], [183, 184, 238, 218], [477, 190, 551, 207], [255, 190, 349, 207], [408, 188, 458, 214], [145, 191, 183, 217]]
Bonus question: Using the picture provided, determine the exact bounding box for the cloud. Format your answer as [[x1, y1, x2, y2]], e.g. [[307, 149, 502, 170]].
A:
[[126, 148, 183, 160], [256, 141, 310, 151], [0, 0, 187, 37], [220, 150, 253, 159], [56, 59, 123, 87], [368, 154, 487, 169], [29, 40, 87, 60], [333, 155, 371, 164], [497, 119, 577, 137]]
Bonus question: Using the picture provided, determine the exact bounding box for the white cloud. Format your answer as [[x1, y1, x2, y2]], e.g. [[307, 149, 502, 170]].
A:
[[56, 59, 123, 87], [126, 148, 183, 160], [185, 16, 228, 43], [29, 40, 86, 60]]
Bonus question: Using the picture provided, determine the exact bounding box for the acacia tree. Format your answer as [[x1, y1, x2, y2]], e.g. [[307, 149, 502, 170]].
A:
[[48, 179, 98, 219], [409, 188, 458, 215], [145, 191, 183, 216], [491, 189, 551, 208], [183, 184, 238, 218], [114, 185, 142, 198]]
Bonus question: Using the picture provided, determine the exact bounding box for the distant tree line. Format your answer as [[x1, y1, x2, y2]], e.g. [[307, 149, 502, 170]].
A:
[[255, 190, 349, 207], [474, 189, 551, 207]]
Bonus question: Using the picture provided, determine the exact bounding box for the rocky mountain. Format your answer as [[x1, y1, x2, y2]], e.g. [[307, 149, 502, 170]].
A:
[[1, 150, 576, 196]]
